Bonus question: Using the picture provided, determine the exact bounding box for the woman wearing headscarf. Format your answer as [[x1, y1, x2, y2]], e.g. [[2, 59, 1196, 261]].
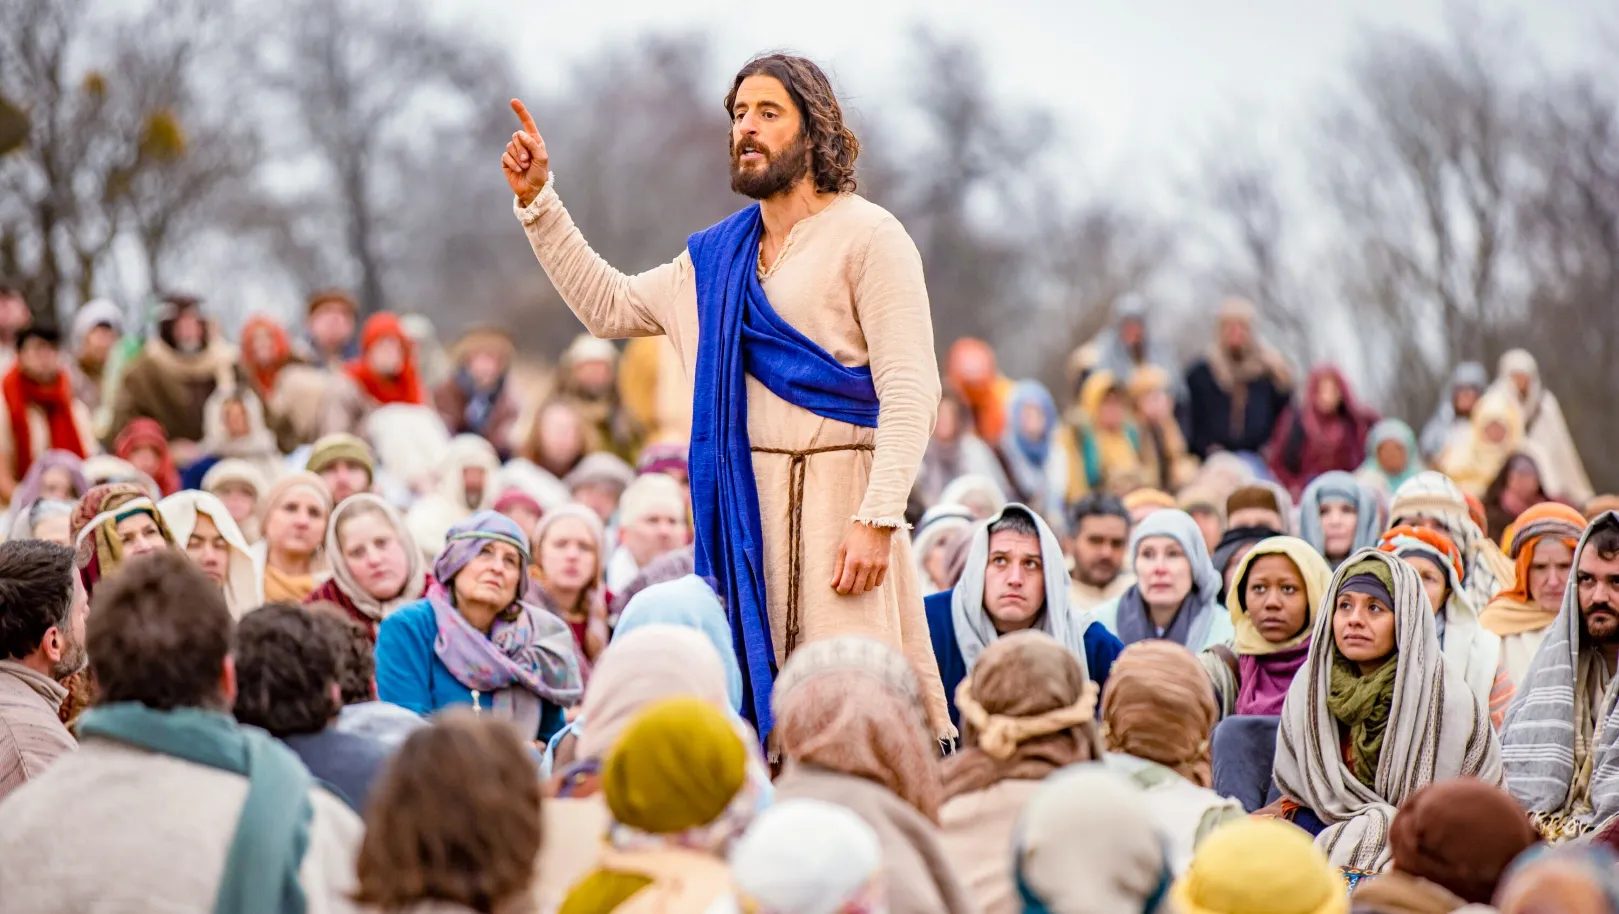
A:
[[731, 799, 887, 914], [1101, 641, 1245, 872], [183, 387, 281, 491], [937, 474, 1006, 521], [1349, 777, 1539, 913], [253, 472, 332, 603], [376, 510, 581, 743], [538, 626, 739, 910], [1013, 764, 1175, 914], [1481, 503, 1587, 684], [1438, 387, 1535, 499], [519, 398, 595, 480], [1483, 452, 1557, 544], [112, 417, 180, 496], [1356, 418, 1422, 499], [914, 389, 1010, 510], [1093, 509, 1232, 652], [532, 503, 610, 665], [1272, 549, 1504, 873], [70, 482, 176, 596], [157, 490, 263, 616], [912, 504, 976, 595], [1488, 349, 1593, 505], [995, 380, 1070, 528], [1420, 361, 1488, 463], [344, 311, 427, 407], [1380, 525, 1514, 727], [305, 493, 428, 638], [405, 433, 502, 557], [946, 337, 1014, 443], [3, 449, 86, 540], [12, 499, 74, 545], [611, 576, 743, 712], [201, 457, 269, 544], [1170, 819, 1347, 914], [1298, 471, 1383, 569], [1265, 364, 1379, 501], [1064, 370, 1146, 498], [1204, 537, 1332, 811], [772, 636, 975, 914], [559, 697, 765, 914], [939, 631, 1103, 914], [1390, 471, 1516, 608], [1129, 364, 1198, 494], [1493, 844, 1619, 914]]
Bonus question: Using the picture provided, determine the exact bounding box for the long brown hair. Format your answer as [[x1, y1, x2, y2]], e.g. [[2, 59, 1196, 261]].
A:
[[724, 54, 860, 195], [354, 710, 543, 913]]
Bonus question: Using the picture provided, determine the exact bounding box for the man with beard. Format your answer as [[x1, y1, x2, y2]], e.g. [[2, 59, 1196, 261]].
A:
[[1501, 511, 1619, 841], [0, 541, 86, 802], [1067, 493, 1133, 610], [503, 54, 947, 738], [1181, 297, 1292, 459], [109, 294, 240, 460]]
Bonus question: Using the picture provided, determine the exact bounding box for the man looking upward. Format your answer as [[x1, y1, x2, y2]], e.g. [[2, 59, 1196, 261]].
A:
[[503, 55, 945, 737]]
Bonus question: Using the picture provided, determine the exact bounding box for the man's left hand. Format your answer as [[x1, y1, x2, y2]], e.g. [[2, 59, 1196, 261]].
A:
[[831, 522, 894, 596]]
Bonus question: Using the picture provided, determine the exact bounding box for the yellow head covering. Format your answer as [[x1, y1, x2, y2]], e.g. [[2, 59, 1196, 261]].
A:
[[1226, 536, 1334, 656], [1171, 818, 1347, 914], [603, 696, 747, 834]]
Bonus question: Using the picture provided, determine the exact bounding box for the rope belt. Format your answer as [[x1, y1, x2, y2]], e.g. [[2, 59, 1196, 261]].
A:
[[748, 442, 874, 654]]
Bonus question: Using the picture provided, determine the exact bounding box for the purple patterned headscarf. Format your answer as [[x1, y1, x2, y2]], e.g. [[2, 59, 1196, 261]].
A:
[[8, 450, 88, 538], [429, 511, 583, 717]]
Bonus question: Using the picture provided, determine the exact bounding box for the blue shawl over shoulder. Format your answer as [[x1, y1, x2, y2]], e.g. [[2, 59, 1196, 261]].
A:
[[687, 203, 879, 736]]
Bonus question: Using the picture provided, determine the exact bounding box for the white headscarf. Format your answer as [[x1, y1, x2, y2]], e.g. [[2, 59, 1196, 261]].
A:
[[157, 490, 264, 617], [913, 504, 976, 595], [731, 798, 885, 914]]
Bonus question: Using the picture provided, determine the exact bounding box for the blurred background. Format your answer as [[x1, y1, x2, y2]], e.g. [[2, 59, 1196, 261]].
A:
[[1, 0, 1615, 488]]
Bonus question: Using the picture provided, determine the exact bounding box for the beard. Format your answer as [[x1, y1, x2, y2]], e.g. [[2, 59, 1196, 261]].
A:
[[1078, 560, 1119, 588], [50, 636, 88, 683], [1582, 602, 1619, 644], [730, 131, 811, 200]]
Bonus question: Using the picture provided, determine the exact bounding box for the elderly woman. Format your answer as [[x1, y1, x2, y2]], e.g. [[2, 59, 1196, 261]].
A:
[[1102, 641, 1245, 872], [940, 631, 1103, 914], [912, 504, 976, 595], [1481, 502, 1588, 683], [532, 503, 610, 665], [773, 636, 975, 914], [255, 472, 332, 603], [201, 457, 269, 543], [304, 493, 427, 638], [375, 511, 582, 743], [559, 697, 765, 913], [4, 449, 86, 539], [1271, 549, 1503, 874], [1094, 509, 1232, 651], [70, 482, 175, 595], [1380, 525, 1514, 728], [1297, 471, 1382, 569], [157, 491, 263, 617]]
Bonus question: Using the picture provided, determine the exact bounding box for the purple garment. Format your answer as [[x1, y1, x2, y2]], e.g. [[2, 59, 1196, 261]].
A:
[[7, 449, 87, 535], [1235, 641, 1311, 716]]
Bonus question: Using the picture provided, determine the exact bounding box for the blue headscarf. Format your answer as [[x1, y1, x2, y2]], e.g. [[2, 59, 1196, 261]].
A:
[[1359, 418, 1421, 493], [1005, 381, 1058, 466], [1297, 471, 1384, 568], [615, 575, 744, 712]]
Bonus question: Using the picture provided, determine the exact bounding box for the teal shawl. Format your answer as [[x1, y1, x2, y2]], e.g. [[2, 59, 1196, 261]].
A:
[[78, 703, 314, 914]]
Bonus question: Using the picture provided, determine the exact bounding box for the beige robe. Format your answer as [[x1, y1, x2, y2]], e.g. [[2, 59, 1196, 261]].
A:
[[515, 184, 949, 733], [0, 661, 76, 804], [0, 737, 362, 913], [940, 779, 1043, 914]]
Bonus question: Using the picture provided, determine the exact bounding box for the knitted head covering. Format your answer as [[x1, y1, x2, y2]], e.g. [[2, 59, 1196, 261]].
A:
[[1101, 641, 1218, 787], [944, 630, 1102, 800], [1170, 818, 1346, 914], [772, 636, 941, 823], [731, 799, 884, 914], [1386, 777, 1539, 904], [1123, 487, 1177, 515], [70, 483, 174, 593], [1226, 536, 1334, 655], [1359, 418, 1422, 493], [576, 625, 731, 761], [306, 432, 376, 483], [1015, 764, 1172, 914], [614, 575, 742, 712]]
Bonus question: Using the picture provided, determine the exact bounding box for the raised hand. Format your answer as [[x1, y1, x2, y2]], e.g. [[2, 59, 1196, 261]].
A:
[[502, 98, 550, 207]]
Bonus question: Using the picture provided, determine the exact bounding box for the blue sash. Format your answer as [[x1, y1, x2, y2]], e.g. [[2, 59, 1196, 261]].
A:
[[687, 204, 879, 735]]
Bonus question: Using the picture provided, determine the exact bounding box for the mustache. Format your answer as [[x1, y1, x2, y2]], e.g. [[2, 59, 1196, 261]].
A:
[[1589, 603, 1618, 617], [733, 138, 772, 158]]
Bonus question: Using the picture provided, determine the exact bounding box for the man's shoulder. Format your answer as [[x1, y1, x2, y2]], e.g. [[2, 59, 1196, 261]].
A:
[[826, 194, 910, 239]]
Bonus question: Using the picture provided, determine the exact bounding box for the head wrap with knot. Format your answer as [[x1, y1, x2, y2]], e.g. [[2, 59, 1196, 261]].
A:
[[1101, 640, 1218, 787], [70, 483, 174, 594], [944, 630, 1102, 800]]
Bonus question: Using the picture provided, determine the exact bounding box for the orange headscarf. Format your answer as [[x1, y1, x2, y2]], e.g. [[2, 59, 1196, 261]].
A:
[[1480, 503, 1588, 635], [345, 312, 425, 406], [945, 338, 1012, 441], [239, 314, 292, 394]]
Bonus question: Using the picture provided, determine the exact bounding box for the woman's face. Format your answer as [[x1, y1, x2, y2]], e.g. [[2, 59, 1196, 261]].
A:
[[537, 404, 585, 464], [129, 446, 163, 479], [1403, 555, 1449, 615], [265, 487, 328, 558], [1095, 392, 1127, 431], [1135, 535, 1193, 608], [1244, 553, 1311, 644], [537, 516, 597, 593], [1484, 419, 1510, 445], [115, 512, 168, 558], [215, 483, 258, 526], [1333, 588, 1397, 668], [1319, 499, 1359, 558], [1506, 460, 1542, 499], [453, 540, 523, 610], [367, 336, 404, 376], [31, 513, 71, 546], [39, 466, 76, 502], [248, 327, 277, 364], [1376, 439, 1408, 474], [223, 400, 251, 438], [1313, 376, 1343, 414], [1018, 401, 1048, 441], [1454, 385, 1480, 416], [339, 512, 411, 601]]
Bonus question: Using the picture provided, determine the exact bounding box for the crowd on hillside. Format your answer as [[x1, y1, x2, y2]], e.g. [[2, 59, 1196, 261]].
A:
[[0, 276, 1617, 914]]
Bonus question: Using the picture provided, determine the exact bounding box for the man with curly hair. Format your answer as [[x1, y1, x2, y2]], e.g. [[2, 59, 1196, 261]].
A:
[[502, 54, 947, 739]]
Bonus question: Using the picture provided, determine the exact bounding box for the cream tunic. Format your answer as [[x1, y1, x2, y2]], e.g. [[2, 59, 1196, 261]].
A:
[[515, 183, 949, 734]]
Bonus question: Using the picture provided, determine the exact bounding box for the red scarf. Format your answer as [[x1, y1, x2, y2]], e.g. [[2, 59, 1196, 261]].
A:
[[2, 366, 87, 480], [345, 313, 425, 405], [113, 418, 181, 495]]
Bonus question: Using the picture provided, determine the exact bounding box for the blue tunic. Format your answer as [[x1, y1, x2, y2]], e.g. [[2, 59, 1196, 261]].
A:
[[923, 590, 1124, 731], [374, 599, 565, 742]]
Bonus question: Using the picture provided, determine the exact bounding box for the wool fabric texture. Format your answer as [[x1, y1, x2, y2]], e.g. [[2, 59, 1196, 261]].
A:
[[1102, 641, 1218, 787], [1274, 549, 1503, 872], [305, 433, 375, 480], [772, 636, 941, 823], [71, 483, 174, 592], [1387, 777, 1539, 904], [943, 631, 1102, 800], [603, 696, 747, 834], [577, 625, 731, 761], [1170, 818, 1347, 914], [113, 417, 180, 495], [613, 575, 743, 712]]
